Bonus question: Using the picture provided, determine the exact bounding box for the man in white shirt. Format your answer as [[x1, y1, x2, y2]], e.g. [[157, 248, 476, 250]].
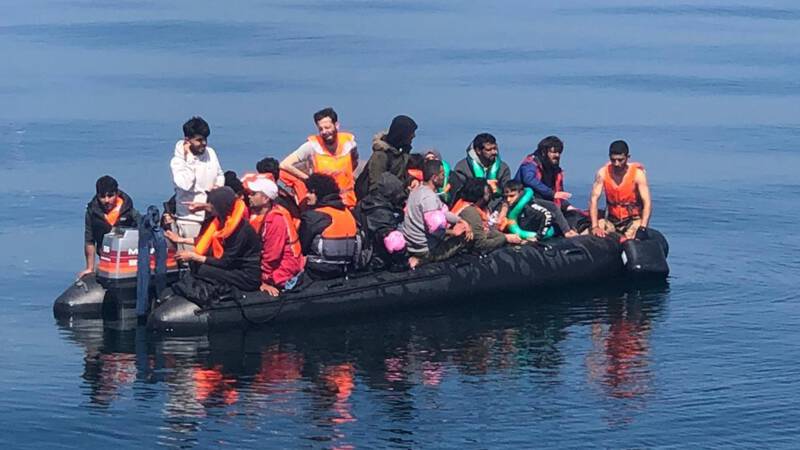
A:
[[168, 116, 224, 250]]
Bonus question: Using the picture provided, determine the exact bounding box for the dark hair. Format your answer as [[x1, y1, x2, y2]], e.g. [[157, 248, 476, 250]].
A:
[[461, 178, 488, 203], [224, 170, 244, 195], [472, 133, 497, 151], [182, 116, 210, 139], [406, 153, 425, 171], [305, 173, 339, 198], [256, 157, 280, 179], [95, 175, 118, 195], [504, 180, 523, 192], [537, 135, 564, 154], [422, 159, 443, 182], [313, 107, 338, 124], [609, 140, 630, 156]]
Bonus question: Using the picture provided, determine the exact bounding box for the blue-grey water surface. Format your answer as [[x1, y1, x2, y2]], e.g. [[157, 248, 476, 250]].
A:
[[1, 1, 799, 448]]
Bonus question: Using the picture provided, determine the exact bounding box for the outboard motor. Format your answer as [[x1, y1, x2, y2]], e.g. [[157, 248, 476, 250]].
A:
[[621, 228, 670, 278], [97, 228, 179, 318], [53, 228, 179, 320]]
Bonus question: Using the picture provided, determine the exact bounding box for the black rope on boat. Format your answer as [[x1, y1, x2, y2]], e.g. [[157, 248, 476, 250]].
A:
[[231, 291, 289, 327]]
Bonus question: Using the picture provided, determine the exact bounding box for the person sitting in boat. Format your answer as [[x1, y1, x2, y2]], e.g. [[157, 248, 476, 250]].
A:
[[245, 175, 304, 296], [589, 140, 652, 239], [423, 149, 452, 202], [450, 133, 511, 205], [299, 174, 360, 280], [170, 116, 225, 252], [78, 175, 139, 279], [253, 156, 304, 216], [514, 135, 579, 237], [355, 115, 418, 200], [280, 107, 359, 208], [403, 159, 473, 268], [353, 172, 409, 272], [452, 179, 522, 254], [498, 180, 553, 243], [405, 153, 425, 191], [174, 187, 262, 292]]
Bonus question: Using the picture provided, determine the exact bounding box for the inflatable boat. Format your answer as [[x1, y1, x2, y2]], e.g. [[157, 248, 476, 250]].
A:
[[53, 226, 669, 335]]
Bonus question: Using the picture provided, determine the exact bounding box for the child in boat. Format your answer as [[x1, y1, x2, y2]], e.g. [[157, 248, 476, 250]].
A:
[[499, 180, 553, 242]]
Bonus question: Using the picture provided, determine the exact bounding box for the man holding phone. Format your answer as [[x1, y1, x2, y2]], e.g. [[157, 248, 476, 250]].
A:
[[168, 116, 224, 250]]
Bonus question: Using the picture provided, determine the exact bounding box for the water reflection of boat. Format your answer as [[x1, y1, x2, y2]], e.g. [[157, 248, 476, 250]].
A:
[[56, 281, 668, 446]]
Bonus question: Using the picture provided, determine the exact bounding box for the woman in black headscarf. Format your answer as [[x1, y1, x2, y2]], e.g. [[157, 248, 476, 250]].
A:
[[355, 115, 418, 200], [175, 186, 262, 291]]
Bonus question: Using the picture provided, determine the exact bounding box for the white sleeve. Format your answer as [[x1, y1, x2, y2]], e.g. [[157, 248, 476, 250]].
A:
[[171, 155, 195, 191]]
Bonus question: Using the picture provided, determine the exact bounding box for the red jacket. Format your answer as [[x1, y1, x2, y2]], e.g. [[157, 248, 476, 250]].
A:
[[261, 210, 304, 287]]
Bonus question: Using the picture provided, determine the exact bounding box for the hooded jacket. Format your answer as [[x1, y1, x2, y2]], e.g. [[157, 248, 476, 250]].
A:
[[514, 151, 571, 209], [194, 188, 262, 291], [84, 190, 138, 253], [354, 173, 406, 240], [170, 140, 225, 223], [354, 173, 408, 271], [355, 131, 411, 200], [450, 144, 511, 204]]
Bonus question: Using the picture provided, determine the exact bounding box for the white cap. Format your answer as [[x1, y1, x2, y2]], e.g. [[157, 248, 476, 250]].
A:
[[245, 176, 278, 200]]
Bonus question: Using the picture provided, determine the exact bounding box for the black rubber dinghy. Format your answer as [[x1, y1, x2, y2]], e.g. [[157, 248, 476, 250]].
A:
[[147, 231, 669, 336]]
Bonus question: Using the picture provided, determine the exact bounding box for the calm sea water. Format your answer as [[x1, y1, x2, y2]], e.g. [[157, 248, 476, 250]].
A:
[[1, 1, 799, 448]]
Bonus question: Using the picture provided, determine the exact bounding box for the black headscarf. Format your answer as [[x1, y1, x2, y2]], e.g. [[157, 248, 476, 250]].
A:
[[384, 115, 418, 152], [207, 187, 236, 219]]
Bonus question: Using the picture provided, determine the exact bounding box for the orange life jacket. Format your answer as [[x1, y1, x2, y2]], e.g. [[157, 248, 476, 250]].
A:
[[603, 162, 644, 221], [267, 204, 302, 257], [317, 206, 357, 238], [104, 196, 124, 226], [309, 132, 357, 208], [249, 213, 265, 233], [195, 198, 247, 259]]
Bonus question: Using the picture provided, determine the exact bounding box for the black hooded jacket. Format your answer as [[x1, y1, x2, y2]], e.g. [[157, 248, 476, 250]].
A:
[[84, 191, 138, 253], [354, 173, 405, 241]]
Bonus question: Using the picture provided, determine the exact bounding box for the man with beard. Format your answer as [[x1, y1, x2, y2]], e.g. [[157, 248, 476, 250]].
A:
[[450, 133, 511, 205], [403, 159, 473, 268], [280, 107, 359, 208], [355, 115, 418, 200], [79, 175, 139, 278], [514, 135, 579, 237]]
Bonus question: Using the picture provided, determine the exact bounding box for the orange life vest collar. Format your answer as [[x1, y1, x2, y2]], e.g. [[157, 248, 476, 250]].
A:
[[104, 196, 125, 226], [603, 162, 644, 221], [267, 205, 302, 257], [195, 198, 247, 259]]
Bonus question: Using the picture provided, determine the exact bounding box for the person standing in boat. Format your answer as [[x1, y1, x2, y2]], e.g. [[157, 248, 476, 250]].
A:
[[452, 179, 522, 254], [174, 187, 261, 292], [403, 159, 473, 268], [355, 114, 418, 200], [299, 174, 360, 280], [280, 107, 359, 208], [78, 175, 139, 279], [589, 140, 652, 239], [169, 116, 224, 251], [514, 135, 580, 237], [244, 175, 304, 296], [449, 133, 511, 206]]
